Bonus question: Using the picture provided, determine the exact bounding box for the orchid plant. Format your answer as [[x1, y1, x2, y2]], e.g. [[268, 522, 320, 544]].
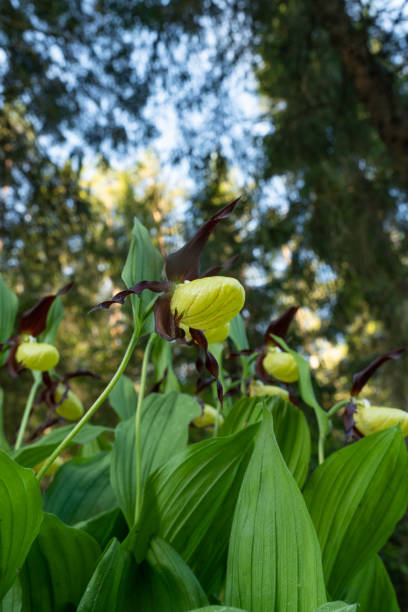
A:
[[0, 202, 407, 612]]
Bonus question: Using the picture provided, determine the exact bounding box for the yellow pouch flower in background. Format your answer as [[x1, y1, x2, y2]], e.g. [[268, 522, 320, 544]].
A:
[[262, 346, 298, 383], [193, 404, 224, 428], [354, 400, 408, 437], [249, 380, 289, 400], [54, 384, 84, 421], [16, 341, 60, 372]]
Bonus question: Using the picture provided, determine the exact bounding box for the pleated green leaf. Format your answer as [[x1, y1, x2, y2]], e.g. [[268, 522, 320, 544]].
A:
[[44, 452, 117, 524], [0, 579, 22, 612], [76, 507, 128, 550], [314, 604, 358, 612], [109, 374, 138, 420], [121, 218, 164, 330], [225, 411, 326, 612], [0, 451, 43, 600], [111, 391, 199, 526], [340, 555, 400, 612], [77, 538, 132, 612], [229, 314, 249, 350], [12, 424, 111, 468], [189, 608, 247, 612], [0, 387, 8, 451], [221, 396, 311, 487], [127, 424, 259, 594], [303, 426, 408, 599], [20, 513, 100, 611]]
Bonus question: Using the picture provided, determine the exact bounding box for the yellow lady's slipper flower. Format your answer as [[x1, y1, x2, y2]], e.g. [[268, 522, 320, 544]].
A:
[[16, 341, 60, 372], [249, 380, 289, 400], [54, 384, 84, 421], [180, 321, 230, 344], [170, 276, 244, 331], [262, 346, 298, 383], [193, 404, 224, 428], [354, 401, 408, 437]]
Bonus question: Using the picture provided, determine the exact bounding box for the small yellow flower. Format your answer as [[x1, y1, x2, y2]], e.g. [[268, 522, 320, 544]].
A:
[[170, 276, 245, 332], [193, 404, 224, 428], [16, 341, 60, 372], [249, 380, 289, 400], [262, 346, 298, 383], [54, 384, 84, 421], [354, 401, 408, 437]]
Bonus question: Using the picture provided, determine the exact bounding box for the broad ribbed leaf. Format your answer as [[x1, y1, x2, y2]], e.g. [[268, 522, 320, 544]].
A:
[[303, 426, 408, 598], [0, 579, 22, 612], [12, 424, 111, 468], [221, 396, 311, 487], [44, 452, 117, 524], [111, 391, 199, 526], [127, 424, 259, 593], [77, 539, 132, 612], [109, 374, 137, 420], [0, 451, 43, 600], [314, 604, 357, 611], [0, 388, 8, 451], [0, 274, 18, 344], [121, 218, 164, 330], [189, 608, 247, 612], [20, 513, 100, 611], [225, 411, 326, 612], [341, 555, 400, 612], [76, 508, 128, 550]]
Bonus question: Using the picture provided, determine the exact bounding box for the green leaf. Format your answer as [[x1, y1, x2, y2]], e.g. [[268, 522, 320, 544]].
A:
[[0, 274, 18, 344], [77, 538, 132, 612], [303, 426, 408, 598], [127, 424, 259, 594], [151, 336, 180, 392], [111, 391, 200, 526], [229, 314, 249, 351], [340, 555, 400, 612], [20, 513, 100, 611], [0, 451, 43, 600], [121, 218, 164, 330], [12, 424, 111, 468], [0, 578, 22, 612], [38, 296, 64, 344], [225, 411, 326, 612], [44, 452, 117, 524], [189, 608, 247, 612], [0, 388, 9, 451], [221, 396, 311, 488], [314, 604, 358, 612], [109, 374, 138, 420], [76, 507, 128, 550]]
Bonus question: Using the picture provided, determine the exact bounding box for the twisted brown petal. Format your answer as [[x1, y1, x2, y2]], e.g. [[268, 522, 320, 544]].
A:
[[264, 306, 299, 344], [165, 197, 241, 282], [351, 347, 407, 396], [90, 280, 172, 312], [189, 327, 223, 405], [19, 281, 74, 337]]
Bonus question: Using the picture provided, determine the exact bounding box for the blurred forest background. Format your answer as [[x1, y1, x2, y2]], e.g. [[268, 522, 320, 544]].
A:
[[1, 0, 408, 604]]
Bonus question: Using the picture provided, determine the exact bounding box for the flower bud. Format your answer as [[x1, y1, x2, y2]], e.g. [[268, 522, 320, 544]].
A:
[[354, 402, 408, 437], [249, 380, 289, 400], [54, 384, 84, 421], [262, 347, 298, 383], [170, 276, 245, 330], [193, 404, 224, 428], [16, 341, 60, 371]]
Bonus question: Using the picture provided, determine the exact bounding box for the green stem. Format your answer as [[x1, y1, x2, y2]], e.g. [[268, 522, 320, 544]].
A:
[[15, 375, 41, 450], [36, 327, 140, 482], [328, 399, 349, 417], [134, 332, 156, 525]]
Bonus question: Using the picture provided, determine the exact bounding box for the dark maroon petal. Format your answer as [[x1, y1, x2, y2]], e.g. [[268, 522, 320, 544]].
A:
[[62, 370, 100, 382], [351, 347, 407, 396], [19, 281, 74, 336], [189, 327, 223, 404], [165, 197, 241, 282], [264, 306, 299, 344], [90, 280, 172, 312], [148, 368, 168, 394], [228, 348, 256, 358], [254, 348, 269, 382], [200, 255, 240, 279], [153, 294, 182, 341], [6, 337, 23, 377]]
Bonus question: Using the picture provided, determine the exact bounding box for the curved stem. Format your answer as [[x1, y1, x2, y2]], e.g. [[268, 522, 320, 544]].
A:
[[328, 399, 349, 417], [134, 332, 156, 524], [36, 328, 140, 482], [15, 375, 41, 450]]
